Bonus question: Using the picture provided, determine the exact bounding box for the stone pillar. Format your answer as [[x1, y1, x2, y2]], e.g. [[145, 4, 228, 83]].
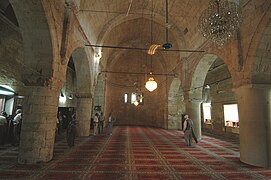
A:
[[18, 87, 59, 164], [235, 84, 271, 167], [76, 94, 92, 136], [186, 100, 202, 140]]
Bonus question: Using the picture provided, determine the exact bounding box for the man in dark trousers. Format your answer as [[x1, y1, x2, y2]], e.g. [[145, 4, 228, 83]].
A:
[[98, 112, 104, 134], [66, 113, 76, 147]]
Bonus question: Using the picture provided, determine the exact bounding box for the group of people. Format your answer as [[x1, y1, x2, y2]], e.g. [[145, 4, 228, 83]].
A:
[[0, 109, 23, 146], [57, 109, 197, 147], [93, 112, 114, 136], [56, 110, 77, 147], [56, 109, 116, 147], [0, 108, 196, 147]]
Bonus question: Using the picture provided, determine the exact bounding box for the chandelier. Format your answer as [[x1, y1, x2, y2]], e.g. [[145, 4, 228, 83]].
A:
[[198, 0, 242, 46], [145, 0, 158, 92]]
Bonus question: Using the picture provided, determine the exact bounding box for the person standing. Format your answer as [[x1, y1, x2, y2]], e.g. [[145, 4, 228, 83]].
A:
[[98, 112, 104, 134], [108, 113, 113, 135], [183, 114, 194, 146], [12, 109, 22, 146], [93, 113, 99, 135], [57, 111, 63, 134], [0, 113, 7, 145], [66, 112, 76, 147]]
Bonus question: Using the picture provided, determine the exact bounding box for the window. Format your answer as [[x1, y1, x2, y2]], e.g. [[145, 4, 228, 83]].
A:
[[131, 93, 136, 104], [138, 93, 144, 104], [224, 104, 239, 127], [202, 103, 212, 124], [124, 93, 128, 103], [131, 92, 144, 105]]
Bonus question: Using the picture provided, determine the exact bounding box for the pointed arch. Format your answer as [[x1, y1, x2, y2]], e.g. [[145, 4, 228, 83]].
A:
[[9, 0, 54, 81]]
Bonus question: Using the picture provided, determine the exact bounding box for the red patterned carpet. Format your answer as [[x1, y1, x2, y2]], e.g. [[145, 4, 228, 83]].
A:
[[0, 126, 271, 179]]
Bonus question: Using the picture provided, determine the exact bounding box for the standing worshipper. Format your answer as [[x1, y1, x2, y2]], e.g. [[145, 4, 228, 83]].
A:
[[93, 113, 99, 135], [98, 112, 104, 134], [0, 113, 7, 145], [12, 109, 22, 146], [183, 114, 194, 146], [108, 113, 113, 135], [57, 111, 63, 134], [66, 112, 76, 147]]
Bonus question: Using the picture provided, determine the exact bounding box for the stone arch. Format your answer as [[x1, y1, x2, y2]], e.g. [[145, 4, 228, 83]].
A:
[[251, 20, 271, 84], [241, 3, 271, 85], [9, 1, 54, 83], [96, 13, 186, 70], [96, 11, 186, 50], [105, 50, 167, 128], [100, 17, 177, 74], [188, 54, 222, 140], [168, 78, 185, 130], [190, 54, 219, 100]]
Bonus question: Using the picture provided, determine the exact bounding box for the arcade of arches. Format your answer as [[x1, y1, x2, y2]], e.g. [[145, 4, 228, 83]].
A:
[[0, 0, 271, 171]]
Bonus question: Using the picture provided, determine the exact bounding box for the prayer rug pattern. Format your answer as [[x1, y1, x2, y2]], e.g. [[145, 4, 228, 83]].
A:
[[0, 126, 271, 179]]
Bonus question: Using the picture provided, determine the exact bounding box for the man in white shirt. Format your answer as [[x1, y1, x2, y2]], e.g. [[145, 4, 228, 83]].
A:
[[13, 109, 22, 125], [12, 109, 22, 146]]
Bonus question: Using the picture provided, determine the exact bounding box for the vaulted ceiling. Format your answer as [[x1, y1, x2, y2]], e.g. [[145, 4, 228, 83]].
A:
[[78, 0, 213, 70]]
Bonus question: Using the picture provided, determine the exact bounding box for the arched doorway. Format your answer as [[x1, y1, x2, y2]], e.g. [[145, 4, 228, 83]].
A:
[[201, 58, 236, 138], [189, 54, 222, 140]]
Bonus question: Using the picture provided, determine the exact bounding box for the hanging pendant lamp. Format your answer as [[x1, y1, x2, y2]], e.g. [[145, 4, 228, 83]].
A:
[[145, 72, 157, 92], [145, 0, 157, 92]]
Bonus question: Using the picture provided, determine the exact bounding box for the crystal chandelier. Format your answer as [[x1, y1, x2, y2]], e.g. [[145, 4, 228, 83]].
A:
[[198, 0, 242, 46]]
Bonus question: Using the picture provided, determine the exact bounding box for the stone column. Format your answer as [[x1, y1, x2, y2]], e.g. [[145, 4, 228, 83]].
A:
[[235, 84, 271, 167], [18, 87, 59, 164], [76, 94, 92, 136], [186, 100, 202, 140]]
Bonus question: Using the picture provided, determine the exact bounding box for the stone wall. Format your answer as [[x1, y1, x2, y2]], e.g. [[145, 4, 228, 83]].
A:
[[0, 14, 23, 87]]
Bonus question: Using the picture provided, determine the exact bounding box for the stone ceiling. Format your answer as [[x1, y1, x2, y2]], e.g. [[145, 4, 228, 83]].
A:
[[78, 0, 211, 70]]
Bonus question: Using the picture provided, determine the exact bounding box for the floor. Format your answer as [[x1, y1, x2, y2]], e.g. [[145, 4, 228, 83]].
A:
[[0, 126, 271, 179]]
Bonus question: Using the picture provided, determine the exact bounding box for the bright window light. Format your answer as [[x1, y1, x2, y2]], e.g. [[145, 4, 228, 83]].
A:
[[138, 93, 144, 104], [224, 104, 239, 127], [131, 93, 136, 104], [203, 103, 211, 123], [124, 93, 128, 103]]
